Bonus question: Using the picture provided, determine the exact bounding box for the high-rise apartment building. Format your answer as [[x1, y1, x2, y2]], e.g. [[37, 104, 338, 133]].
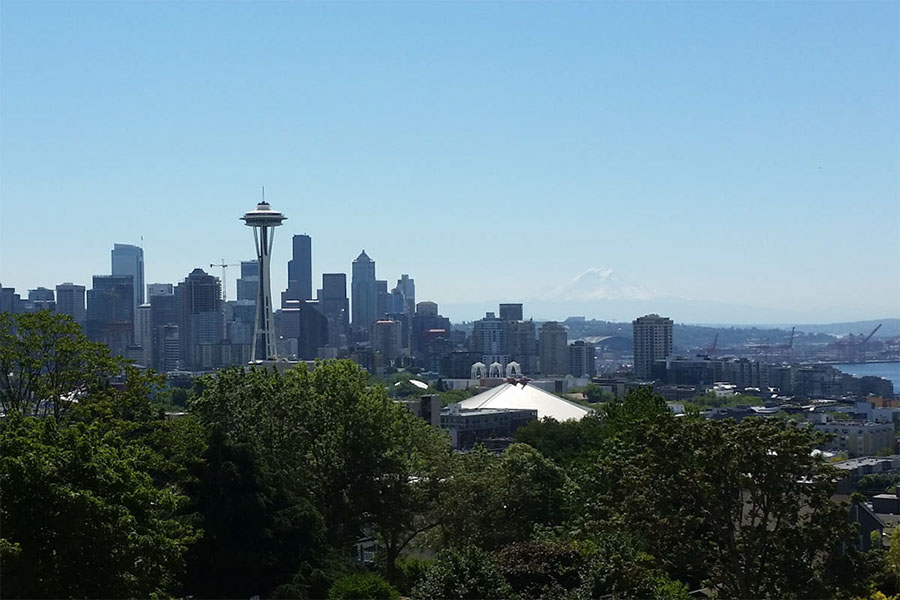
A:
[[539, 321, 568, 375], [282, 234, 312, 306], [56, 283, 86, 326], [111, 244, 145, 309], [87, 275, 134, 357], [632, 314, 673, 379], [568, 341, 596, 378], [351, 250, 378, 331], [472, 312, 508, 367]]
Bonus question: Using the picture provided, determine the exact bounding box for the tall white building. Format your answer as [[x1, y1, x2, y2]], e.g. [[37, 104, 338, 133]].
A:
[[111, 243, 145, 309], [632, 314, 673, 379]]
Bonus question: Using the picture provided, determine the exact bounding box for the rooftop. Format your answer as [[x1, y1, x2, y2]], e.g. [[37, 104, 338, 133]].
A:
[[458, 381, 592, 421]]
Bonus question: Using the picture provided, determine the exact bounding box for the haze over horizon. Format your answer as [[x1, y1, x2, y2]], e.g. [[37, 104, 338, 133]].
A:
[[2, 2, 898, 323]]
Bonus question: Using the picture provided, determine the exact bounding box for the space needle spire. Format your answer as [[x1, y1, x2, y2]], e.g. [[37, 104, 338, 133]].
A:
[[241, 193, 286, 362]]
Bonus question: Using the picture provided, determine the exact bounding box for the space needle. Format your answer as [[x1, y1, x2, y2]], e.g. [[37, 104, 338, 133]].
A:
[[241, 195, 286, 362]]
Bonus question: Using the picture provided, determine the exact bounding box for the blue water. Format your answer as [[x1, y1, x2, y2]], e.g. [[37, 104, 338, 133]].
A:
[[834, 362, 900, 390]]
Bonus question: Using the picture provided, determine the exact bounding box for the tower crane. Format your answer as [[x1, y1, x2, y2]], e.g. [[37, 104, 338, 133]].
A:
[[210, 260, 239, 302]]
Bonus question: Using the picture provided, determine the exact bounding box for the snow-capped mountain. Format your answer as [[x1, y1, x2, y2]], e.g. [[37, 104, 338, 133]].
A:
[[541, 268, 659, 302]]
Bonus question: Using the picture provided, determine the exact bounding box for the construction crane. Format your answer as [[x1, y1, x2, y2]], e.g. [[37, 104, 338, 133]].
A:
[[210, 260, 239, 302]]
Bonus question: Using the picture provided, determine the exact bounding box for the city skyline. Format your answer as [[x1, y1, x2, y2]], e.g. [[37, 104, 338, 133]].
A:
[[1, 2, 898, 322]]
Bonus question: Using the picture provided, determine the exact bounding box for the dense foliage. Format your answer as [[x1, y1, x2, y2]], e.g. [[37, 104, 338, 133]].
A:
[[0, 311, 892, 599]]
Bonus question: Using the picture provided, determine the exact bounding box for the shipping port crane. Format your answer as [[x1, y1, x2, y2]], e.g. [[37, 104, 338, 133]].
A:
[[832, 324, 882, 362]]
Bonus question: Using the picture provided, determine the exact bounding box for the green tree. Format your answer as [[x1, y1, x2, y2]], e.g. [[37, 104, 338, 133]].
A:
[[433, 443, 568, 550], [191, 360, 450, 559], [184, 430, 327, 598], [0, 311, 121, 419], [329, 572, 399, 600], [365, 409, 450, 584], [494, 540, 584, 599], [570, 532, 690, 600], [579, 383, 617, 404], [575, 399, 855, 597], [411, 545, 513, 600], [0, 416, 197, 599]]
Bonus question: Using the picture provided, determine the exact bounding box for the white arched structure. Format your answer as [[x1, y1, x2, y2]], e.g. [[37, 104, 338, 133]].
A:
[[489, 362, 504, 378], [471, 362, 487, 379], [505, 361, 521, 377]]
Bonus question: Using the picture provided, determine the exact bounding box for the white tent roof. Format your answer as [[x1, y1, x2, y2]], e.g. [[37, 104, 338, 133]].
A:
[[458, 382, 591, 421]]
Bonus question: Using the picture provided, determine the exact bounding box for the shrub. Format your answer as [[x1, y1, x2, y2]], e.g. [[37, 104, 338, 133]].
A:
[[328, 572, 399, 600], [394, 555, 435, 596], [412, 545, 512, 600]]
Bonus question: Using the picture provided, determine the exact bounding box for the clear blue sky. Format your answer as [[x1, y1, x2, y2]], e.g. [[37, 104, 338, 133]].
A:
[[1, 1, 898, 322]]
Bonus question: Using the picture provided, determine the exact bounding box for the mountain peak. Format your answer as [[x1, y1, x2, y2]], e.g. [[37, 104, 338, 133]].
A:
[[541, 268, 659, 302]]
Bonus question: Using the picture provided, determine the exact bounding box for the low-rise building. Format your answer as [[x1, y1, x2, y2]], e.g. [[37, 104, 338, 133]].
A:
[[816, 421, 894, 458], [441, 404, 537, 450]]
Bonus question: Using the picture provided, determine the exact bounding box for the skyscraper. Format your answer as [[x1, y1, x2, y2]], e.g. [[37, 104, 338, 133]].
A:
[[111, 244, 145, 309], [372, 320, 403, 364], [282, 234, 312, 306], [281, 299, 329, 360], [499, 303, 523, 322], [375, 280, 389, 320], [411, 301, 451, 357], [632, 314, 673, 379], [87, 275, 134, 357], [149, 288, 178, 370], [146, 283, 173, 297], [0, 285, 23, 314], [27, 288, 56, 312], [539, 321, 568, 375], [318, 273, 349, 348], [236, 261, 259, 302], [135, 303, 152, 366], [351, 250, 377, 332], [56, 282, 86, 326], [395, 274, 415, 314], [507, 319, 537, 374], [175, 268, 223, 370]]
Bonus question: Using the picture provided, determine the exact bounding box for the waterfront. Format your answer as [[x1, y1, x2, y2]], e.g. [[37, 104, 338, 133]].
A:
[[834, 362, 900, 391]]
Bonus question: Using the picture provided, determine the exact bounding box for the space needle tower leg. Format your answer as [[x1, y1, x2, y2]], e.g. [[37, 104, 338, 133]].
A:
[[241, 198, 286, 362]]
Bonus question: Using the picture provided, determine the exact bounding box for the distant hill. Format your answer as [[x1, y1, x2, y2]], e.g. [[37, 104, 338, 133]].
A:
[[758, 319, 900, 338]]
